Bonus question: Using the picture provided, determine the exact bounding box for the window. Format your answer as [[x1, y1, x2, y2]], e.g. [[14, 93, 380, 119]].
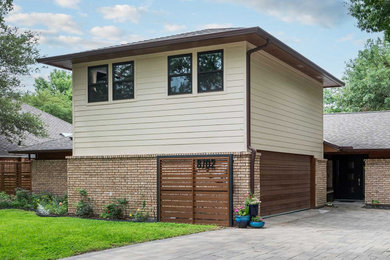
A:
[[168, 54, 192, 95], [113, 61, 135, 100], [88, 65, 108, 103], [197, 50, 223, 93]]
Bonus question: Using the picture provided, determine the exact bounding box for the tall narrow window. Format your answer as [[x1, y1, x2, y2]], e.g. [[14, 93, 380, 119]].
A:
[[168, 54, 192, 95], [88, 65, 108, 103], [198, 50, 223, 93], [113, 61, 135, 100]]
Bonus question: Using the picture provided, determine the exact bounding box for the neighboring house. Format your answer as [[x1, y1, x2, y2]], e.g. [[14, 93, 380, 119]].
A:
[[0, 104, 72, 195], [324, 111, 390, 206], [0, 103, 72, 160], [38, 27, 343, 225]]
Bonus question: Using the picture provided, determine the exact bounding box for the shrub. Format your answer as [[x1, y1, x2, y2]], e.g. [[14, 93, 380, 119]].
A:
[[75, 189, 93, 218], [14, 188, 34, 209], [39, 195, 68, 216], [0, 192, 13, 208], [100, 198, 128, 219], [129, 195, 149, 222]]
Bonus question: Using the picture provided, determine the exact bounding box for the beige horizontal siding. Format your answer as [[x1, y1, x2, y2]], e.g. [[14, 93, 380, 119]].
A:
[[250, 49, 323, 159], [72, 42, 247, 156]]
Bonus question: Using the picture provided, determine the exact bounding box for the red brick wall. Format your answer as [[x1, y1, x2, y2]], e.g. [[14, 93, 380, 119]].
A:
[[365, 159, 390, 205], [31, 160, 67, 195]]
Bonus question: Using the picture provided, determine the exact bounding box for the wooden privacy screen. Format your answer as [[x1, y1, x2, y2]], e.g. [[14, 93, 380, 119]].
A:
[[260, 151, 311, 216], [0, 161, 32, 194], [158, 156, 232, 226]]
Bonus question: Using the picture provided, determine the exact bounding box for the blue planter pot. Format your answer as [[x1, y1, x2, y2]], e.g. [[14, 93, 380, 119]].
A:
[[235, 215, 250, 223], [249, 221, 265, 228], [235, 215, 250, 228]]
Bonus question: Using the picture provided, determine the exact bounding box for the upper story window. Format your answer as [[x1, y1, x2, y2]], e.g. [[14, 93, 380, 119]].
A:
[[197, 50, 223, 93], [168, 54, 192, 95], [88, 65, 108, 103], [113, 61, 135, 100]]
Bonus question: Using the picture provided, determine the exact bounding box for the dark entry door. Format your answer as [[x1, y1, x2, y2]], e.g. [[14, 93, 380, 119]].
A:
[[333, 156, 365, 200]]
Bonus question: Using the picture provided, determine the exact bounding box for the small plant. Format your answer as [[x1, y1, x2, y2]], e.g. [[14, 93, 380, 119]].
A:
[[234, 205, 249, 216], [36, 204, 50, 216], [75, 189, 93, 218], [251, 216, 264, 222], [0, 192, 13, 208], [372, 200, 380, 204], [100, 198, 128, 219], [245, 194, 261, 206], [130, 195, 149, 222]]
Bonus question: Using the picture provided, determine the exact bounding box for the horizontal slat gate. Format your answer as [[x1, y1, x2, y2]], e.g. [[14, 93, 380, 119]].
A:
[[0, 161, 32, 194], [260, 151, 311, 216], [159, 156, 231, 226]]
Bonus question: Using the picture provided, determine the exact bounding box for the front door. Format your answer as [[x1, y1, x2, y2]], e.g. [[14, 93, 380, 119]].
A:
[[333, 155, 365, 200]]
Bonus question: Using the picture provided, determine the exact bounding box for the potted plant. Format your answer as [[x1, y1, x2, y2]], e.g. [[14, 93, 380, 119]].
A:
[[234, 205, 250, 228], [245, 194, 261, 218], [249, 216, 265, 228]]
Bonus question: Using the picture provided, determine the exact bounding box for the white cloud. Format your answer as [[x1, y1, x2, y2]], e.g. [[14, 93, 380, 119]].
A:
[[40, 35, 106, 50], [90, 26, 123, 41], [164, 24, 187, 32], [217, 0, 346, 28], [337, 33, 354, 42], [6, 12, 81, 34], [199, 23, 233, 30], [55, 0, 80, 9], [199, 23, 233, 29], [98, 5, 147, 23]]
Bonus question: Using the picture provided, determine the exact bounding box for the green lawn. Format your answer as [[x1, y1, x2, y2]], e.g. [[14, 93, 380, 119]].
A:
[[0, 209, 217, 260]]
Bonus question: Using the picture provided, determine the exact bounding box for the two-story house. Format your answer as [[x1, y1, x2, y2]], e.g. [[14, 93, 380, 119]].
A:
[[38, 27, 343, 226]]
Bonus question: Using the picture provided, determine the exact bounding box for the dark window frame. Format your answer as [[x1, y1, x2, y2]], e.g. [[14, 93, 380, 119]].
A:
[[167, 53, 193, 96], [88, 64, 109, 103], [112, 61, 135, 101], [197, 49, 224, 93]]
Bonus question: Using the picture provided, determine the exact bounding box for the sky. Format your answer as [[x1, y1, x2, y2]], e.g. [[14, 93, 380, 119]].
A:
[[6, 0, 383, 91]]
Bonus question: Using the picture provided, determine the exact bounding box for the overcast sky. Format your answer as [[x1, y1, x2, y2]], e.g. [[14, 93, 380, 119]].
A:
[[7, 0, 382, 91]]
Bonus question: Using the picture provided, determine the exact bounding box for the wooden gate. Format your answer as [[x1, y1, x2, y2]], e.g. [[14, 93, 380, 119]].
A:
[[158, 155, 232, 226], [0, 161, 32, 194]]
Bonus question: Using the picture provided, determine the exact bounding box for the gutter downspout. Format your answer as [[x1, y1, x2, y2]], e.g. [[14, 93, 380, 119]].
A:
[[246, 39, 270, 194]]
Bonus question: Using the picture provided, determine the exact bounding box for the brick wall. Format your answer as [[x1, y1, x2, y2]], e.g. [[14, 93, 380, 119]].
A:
[[315, 159, 327, 207], [365, 159, 390, 205], [31, 160, 67, 195], [67, 152, 256, 219], [232, 153, 260, 213], [67, 155, 157, 218]]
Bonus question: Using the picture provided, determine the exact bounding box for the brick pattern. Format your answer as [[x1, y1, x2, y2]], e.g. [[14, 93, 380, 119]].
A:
[[365, 159, 390, 205], [67, 152, 257, 219], [315, 159, 327, 207], [31, 160, 67, 195], [67, 156, 157, 218]]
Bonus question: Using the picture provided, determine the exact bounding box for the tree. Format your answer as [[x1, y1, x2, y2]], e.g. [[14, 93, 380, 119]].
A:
[[23, 69, 72, 123], [324, 38, 390, 113], [347, 0, 390, 41], [0, 0, 46, 142]]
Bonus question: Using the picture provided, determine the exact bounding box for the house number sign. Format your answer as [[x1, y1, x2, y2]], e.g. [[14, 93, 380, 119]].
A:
[[197, 159, 216, 169]]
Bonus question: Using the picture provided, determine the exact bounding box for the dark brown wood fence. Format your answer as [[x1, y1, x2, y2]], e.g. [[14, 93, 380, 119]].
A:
[[0, 161, 32, 194], [158, 156, 232, 226]]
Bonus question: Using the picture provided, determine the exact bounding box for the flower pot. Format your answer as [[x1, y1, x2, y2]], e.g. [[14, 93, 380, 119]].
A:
[[249, 221, 265, 228], [249, 204, 259, 217], [235, 215, 250, 228]]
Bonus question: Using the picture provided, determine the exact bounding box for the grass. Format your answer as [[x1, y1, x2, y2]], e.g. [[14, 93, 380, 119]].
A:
[[0, 209, 218, 260]]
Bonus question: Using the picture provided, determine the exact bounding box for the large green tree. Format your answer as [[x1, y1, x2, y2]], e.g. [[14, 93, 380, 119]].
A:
[[347, 0, 390, 41], [324, 38, 390, 113], [23, 70, 72, 123], [0, 0, 46, 142]]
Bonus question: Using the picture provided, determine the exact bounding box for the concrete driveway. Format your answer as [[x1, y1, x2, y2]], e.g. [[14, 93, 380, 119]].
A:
[[66, 202, 390, 260]]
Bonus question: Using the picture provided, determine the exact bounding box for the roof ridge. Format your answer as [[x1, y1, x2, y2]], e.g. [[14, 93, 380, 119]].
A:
[[324, 110, 390, 116], [22, 103, 72, 126]]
